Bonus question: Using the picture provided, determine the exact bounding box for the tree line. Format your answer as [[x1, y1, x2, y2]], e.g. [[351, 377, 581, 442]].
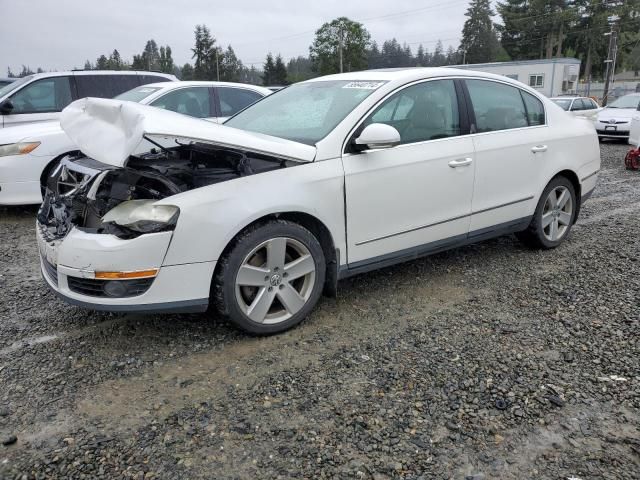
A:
[[8, 1, 640, 85]]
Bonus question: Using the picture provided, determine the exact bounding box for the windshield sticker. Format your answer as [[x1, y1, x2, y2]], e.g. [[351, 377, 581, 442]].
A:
[[342, 81, 386, 90], [138, 87, 156, 93]]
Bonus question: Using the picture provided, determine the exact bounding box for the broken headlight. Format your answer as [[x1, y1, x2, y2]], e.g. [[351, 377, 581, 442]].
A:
[[0, 141, 40, 157], [102, 200, 179, 234]]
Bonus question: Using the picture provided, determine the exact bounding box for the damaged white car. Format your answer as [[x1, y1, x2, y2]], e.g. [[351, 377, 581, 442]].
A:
[[37, 69, 600, 334]]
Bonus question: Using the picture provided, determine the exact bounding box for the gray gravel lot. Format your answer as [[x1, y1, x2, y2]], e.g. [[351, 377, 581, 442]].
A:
[[0, 142, 638, 479]]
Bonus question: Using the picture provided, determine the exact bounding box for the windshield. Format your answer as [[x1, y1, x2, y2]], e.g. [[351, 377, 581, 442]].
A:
[[552, 99, 572, 111], [0, 75, 33, 98], [608, 95, 640, 109], [114, 86, 163, 103], [225, 80, 386, 145]]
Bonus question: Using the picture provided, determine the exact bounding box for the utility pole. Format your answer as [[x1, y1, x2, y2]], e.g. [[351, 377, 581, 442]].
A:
[[462, 49, 466, 65], [602, 22, 618, 106], [338, 25, 344, 73], [215, 48, 220, 81]]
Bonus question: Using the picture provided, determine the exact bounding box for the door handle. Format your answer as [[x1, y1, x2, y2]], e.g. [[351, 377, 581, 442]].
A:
[[448, 157, 473, 168], [531, 145, 548, 153]]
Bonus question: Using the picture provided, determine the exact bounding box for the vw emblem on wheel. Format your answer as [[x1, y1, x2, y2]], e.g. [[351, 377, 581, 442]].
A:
[[269, 274, 282, 287]]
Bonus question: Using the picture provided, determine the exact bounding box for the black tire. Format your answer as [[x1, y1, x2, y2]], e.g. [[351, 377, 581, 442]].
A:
[[213, 220, 326, 335], [516, 176, 577, 249]]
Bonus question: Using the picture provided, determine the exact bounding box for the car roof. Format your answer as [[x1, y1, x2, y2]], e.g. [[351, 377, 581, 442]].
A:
[[304, 67, 540, 91], [139, 81, 272, 94], [23, 70, 176, 79]]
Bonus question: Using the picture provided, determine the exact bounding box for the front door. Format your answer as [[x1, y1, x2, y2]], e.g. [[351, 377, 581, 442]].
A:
[[343, 79, 475, 266]]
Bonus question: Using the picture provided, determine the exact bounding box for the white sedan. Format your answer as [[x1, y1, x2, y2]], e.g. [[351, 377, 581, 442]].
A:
[[594, 93, 640, 141], [550, 96, 601, 120], [36, 68, 600, 334], [0, 81, 271, 205]]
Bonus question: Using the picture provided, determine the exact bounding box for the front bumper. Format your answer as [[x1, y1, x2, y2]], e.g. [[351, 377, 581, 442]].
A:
[[595, 121, 630, 138], [37, 224, 213, 313]]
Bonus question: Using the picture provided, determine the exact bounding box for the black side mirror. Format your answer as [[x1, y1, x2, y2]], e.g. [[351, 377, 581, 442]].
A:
[[0, 99, 13, 115]]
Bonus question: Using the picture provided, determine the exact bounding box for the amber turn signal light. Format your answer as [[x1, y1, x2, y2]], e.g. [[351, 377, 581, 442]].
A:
[[94, 269, 158, 280]]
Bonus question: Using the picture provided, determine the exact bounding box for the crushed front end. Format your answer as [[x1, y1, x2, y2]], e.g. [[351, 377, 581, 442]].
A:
[[36, 141, 292, 313]]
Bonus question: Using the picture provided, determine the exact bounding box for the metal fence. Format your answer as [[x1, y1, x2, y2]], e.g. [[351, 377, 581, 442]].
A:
[[575, 81, 640, 104]]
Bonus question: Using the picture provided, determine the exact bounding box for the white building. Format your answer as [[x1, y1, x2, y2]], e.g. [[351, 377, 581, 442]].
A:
[[453, 58, 581, 97]]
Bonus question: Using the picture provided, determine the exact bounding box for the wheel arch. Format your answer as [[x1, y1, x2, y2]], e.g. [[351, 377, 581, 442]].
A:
[[210, 211, 339, 300], [39, 150, 80, 187], [549, 169, 581, 223]]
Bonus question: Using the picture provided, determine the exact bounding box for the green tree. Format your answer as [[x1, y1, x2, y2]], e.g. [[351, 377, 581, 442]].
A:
[[83, 60, 92, 70], [459, 0, 500, 64], [274, 54, 288, 85], [309, 17, 371, 74], [432, 40, 446, 66], [287, 56, 315, 82], [96, 55, 108, 70], [192, 25, 216, 80], [159, 46, 174, 74], [262, 53, 276, 85], [107, 49, 123, 70], [180, 63, 194, 80], [220, 46, 243, 82]]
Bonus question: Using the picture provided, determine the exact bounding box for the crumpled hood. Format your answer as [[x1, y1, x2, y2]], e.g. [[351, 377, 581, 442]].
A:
[[597, 107, 637, 121], [60, 97, 316, 167]]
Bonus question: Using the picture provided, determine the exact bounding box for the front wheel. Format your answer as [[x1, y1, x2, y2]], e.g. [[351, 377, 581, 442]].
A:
[[516, 176, 577, 249], [213, 220, 326, 335]]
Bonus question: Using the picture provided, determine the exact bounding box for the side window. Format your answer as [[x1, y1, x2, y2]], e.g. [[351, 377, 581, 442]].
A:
[[521, 91, 545, 126], [466, 80, 528, 132], [9, 77, 72, 114], [111, 75, 140, 96], [590, 99, 600, 109], [571, 99, 585, 111], [150, 87, 211, 118], [217, 87, 263, 117], [364, 79, 461, 145], [76, 75, 114, 98]]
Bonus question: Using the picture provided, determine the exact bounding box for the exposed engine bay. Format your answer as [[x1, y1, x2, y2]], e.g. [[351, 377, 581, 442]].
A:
[[37, 141, 299, 241]]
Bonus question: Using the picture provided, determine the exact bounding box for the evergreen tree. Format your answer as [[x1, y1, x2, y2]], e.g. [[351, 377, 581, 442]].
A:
[[181, 63, 194, 80], [83, 60, 92, 70], [220, 46, 243, 82], [96, 55, 109, 70], [459, 0, 500, 64], [159, 46, 175, 74], [432, 40, 446, 66], [416, 45, 428, 66], [107, 49, 123, 70], [192, 25, 216, 80], [274, 54, 288, 85], [287, 56, 315, 82], [262, 53, 276, 85]]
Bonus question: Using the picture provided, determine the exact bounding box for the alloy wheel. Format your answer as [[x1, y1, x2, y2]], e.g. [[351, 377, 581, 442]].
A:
[[541, 185, 573, 242], [234, 237, 316, 324]]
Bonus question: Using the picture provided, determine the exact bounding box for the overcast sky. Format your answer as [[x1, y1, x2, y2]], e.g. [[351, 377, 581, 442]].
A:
[[1, 0, 472, 74]]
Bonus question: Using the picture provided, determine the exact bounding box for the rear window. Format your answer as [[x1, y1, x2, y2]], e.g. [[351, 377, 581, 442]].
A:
[[76, 74, 146, 99], [138, 75, 172, 86], [217, 87, 264, 117], [115, 86, 162, 103]]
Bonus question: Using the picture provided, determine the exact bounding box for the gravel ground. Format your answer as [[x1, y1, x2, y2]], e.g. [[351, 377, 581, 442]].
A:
[[0, 142, 638, 480]]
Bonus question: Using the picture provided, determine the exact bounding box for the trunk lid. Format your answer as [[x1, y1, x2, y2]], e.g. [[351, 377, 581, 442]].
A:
[[60, 97, 316, 167]]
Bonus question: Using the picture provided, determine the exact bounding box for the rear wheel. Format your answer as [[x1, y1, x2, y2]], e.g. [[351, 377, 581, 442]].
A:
[[214, 220, 325, 334], [516, 176, 576, 249]]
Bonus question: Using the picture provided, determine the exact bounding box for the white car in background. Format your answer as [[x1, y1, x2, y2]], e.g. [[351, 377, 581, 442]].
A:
[[594, 93, 640, 141], [36, 68, 600, 334], [0, 81, 271, 205], [0, 70, 176, 128], [550, 96, 601, 120]]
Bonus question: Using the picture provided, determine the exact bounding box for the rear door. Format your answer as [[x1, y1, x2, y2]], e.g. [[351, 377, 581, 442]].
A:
[[215, 87, 265, 123], [463, 79, 548, 235], [3, 76, 73, 127]]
